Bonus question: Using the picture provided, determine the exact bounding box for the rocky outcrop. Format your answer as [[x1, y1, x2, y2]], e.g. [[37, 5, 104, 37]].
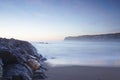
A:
[[0, 38, 47, 80], [64, 33, 120, 41]]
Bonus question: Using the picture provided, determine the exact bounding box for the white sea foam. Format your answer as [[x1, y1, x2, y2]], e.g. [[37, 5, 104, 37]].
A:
[[32, 41, 120, 67]]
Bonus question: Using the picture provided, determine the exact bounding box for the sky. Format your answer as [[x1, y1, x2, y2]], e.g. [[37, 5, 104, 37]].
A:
[[0, 0, 120, 41]]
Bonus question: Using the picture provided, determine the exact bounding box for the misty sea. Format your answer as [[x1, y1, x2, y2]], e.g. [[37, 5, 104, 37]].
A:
[[32, 41, 120, 67]]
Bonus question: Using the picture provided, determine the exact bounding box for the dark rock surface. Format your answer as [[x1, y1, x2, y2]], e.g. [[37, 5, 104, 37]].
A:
[[0, 38, 47, 80]]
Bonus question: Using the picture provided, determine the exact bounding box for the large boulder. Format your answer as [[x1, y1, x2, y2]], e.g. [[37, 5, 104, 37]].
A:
[[0, 38, 47, 80]]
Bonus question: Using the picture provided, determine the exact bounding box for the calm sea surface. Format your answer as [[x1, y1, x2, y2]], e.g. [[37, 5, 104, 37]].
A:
[[32, 41, 120, 67]]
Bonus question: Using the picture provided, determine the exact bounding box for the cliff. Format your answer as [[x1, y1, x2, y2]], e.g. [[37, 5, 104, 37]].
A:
[[64, 33, 120, 41]]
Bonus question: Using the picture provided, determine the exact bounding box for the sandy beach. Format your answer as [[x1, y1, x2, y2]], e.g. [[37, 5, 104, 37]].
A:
[[45, 65, 120, 80]]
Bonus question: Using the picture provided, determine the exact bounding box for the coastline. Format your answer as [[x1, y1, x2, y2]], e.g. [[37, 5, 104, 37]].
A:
[[45, 65, 120, 80]]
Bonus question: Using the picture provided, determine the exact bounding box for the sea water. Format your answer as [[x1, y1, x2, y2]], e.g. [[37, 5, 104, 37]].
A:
[[32, 41, 120, 67]]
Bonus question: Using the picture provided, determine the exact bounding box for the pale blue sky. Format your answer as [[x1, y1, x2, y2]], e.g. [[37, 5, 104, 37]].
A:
[[0, 0, 120, 41]]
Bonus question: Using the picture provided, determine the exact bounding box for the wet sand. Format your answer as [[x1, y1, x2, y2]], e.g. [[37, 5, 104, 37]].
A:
[[45, 65, 120, 80]]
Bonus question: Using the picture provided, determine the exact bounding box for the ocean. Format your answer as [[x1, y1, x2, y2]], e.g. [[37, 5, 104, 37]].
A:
[[32, 41, 120, 67]]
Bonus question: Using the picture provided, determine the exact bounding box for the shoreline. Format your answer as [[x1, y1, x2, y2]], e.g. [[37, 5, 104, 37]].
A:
[[45, 65, 120, 80]]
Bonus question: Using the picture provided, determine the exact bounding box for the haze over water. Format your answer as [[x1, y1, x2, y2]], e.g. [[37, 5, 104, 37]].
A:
[[33, 41, 120, 67]]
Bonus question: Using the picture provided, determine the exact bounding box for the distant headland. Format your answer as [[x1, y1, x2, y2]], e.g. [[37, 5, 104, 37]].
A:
[[64, 33, 120, 41]]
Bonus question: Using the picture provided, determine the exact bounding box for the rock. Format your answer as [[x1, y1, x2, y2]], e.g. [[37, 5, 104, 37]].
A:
[[3, 64, 33, 80], [0, 38, 47, 80], [27, 59, 41, 71], [0, 58, 3, 79]]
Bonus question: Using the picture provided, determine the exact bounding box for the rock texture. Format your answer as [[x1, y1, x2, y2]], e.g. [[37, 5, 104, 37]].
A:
[[0, 38, 47, 80]]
